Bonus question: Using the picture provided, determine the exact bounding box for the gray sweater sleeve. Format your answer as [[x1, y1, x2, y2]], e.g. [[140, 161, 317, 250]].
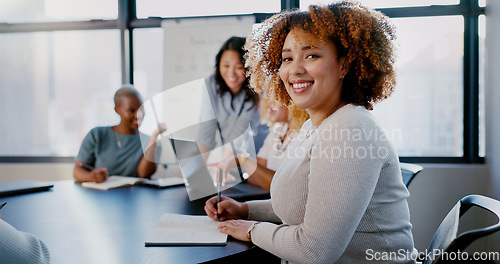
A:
[[247, 199, 282, 223], [0, 219, 50, 264], [251, 122, 387, 263]]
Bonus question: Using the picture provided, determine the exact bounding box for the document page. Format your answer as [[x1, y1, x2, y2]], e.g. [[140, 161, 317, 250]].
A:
[[81, 176, 141, 190], [145, 213, 227, 246]]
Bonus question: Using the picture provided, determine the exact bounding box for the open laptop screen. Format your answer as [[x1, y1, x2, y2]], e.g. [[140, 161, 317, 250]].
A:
[[169, 138, 218, 200]]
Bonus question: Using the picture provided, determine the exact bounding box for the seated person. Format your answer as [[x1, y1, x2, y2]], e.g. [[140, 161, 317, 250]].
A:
[[197, 37, 268, 162], [206, 3, 415, 263], [73, 84, 165, 183], [218, 99, 308, 191], [0, 218, 50, 263]]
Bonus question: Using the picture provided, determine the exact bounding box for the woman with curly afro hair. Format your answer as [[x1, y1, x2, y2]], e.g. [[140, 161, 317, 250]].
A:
[[205, 2, 416, 263]]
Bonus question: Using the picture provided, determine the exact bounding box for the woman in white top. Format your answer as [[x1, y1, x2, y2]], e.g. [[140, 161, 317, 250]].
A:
[[205, 2, 415, 263], [219, 99, 308, 191]]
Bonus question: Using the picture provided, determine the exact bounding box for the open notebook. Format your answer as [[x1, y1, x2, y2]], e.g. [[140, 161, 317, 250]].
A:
[[145, 213, 227, 246], [81, 176, 185, 190]]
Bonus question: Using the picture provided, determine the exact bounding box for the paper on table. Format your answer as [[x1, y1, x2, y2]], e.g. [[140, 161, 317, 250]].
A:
[[81, 176, 140, 190], [145, 213, 227, 246]]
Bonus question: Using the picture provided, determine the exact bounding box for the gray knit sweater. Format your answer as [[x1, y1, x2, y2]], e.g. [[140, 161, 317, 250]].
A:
[[247, 105, 415, 264], [0, 219, 50, 264]]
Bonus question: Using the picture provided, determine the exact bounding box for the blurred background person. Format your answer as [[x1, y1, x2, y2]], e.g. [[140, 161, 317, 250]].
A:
[[197, 36, 268, 164], [218, 96, 308, 191], [74, 84, 165, 183]]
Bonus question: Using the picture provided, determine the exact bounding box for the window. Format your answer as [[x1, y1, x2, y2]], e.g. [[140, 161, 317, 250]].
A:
[[137, 0, 280, 18], [299, 0, 484, 162], [373, 16, 464, 157], [0, 0, 485, 163], [0, 0, 117, 23], [301, 0, 459, 9], [133, 28, 164, 99], [479, 14, 486, 157], [0, 30, 121, 156]]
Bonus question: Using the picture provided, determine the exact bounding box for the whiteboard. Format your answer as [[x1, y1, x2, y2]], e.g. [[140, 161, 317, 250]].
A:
[[162, 15, 255, 90]]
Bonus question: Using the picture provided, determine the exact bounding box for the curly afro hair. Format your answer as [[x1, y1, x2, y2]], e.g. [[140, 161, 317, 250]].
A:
[[244, 1, 397, 110]]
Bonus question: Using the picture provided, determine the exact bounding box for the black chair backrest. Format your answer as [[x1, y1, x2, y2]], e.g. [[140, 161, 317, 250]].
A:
[[400, 162, 423, 187], [424, 194, 500, 264]]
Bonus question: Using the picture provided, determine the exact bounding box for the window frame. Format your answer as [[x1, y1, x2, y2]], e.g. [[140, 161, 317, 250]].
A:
[[0, 0, 484, 163], [377, 0, 484, 163]]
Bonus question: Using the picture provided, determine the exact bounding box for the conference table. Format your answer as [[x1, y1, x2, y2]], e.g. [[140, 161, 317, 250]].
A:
[[1, 180, 278, 264]]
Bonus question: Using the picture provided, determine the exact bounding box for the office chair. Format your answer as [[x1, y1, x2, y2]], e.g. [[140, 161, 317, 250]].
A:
[[400, 162, 424, 187], [423, 194, 500, 264]]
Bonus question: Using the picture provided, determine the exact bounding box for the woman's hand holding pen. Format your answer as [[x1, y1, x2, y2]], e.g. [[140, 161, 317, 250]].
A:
[[205, 196, 248, 222], [205, 195, 257, 243], [90, 168, 108, 183], [209, 153, 248, 185], [152, 123, 167, 138], [78, 163, 108, 183], [142, 123, 167, 167]]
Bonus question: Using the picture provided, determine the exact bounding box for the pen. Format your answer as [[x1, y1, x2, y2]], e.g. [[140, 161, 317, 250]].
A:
[[150, 99, 165, 141], [217, 168, 223, 221], [0, 202, 6, 210], [79, 163, 95, 171]]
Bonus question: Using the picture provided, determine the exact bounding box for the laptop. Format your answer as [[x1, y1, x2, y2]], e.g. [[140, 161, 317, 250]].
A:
[[169, 138, 269, 201], [138, 177, 185, 189], [0, 180, 54, 197]]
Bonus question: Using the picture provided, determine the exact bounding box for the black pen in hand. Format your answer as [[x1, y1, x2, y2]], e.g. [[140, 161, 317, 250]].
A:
[[79, 163, 95, 171], [0, 202, 6, 210], [216, 168, 223, 221]]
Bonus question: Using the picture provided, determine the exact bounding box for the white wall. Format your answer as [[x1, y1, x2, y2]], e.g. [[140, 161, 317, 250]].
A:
[[404, 0, 500, 254], [406, 165, 496, 252], [0, 163, 74, 182], [403, 1, 500, 250], [486, 0, 500, 206], [485, 0, 500, 252]]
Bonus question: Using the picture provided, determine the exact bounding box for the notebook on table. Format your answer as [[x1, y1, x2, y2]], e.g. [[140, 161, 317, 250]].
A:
[[145, 213, 227, 246], [169, 138, 269, 201], [138, 177, 186, 189], [80, 176, 185, 190], [0, 180, 54, 197]]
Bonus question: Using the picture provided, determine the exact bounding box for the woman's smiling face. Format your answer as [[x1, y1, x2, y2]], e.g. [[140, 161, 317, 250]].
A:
[[279, 28, 345, 118], [219, 50, 246, 95]]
